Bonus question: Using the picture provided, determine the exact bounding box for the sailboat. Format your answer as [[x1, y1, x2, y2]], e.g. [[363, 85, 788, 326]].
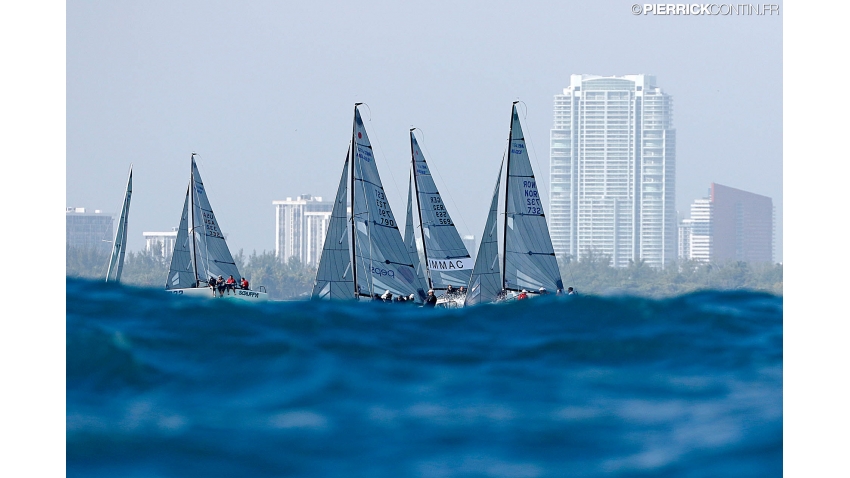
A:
[[408, 130, 473, 307], [311, 104, 422, 302], [105, 165, 132, 283], [465, 102, 564, 306], [165, 153, 268, 301]]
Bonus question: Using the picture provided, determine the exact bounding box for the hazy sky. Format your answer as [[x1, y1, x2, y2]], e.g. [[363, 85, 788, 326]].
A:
[[66, 0, 783, 260]]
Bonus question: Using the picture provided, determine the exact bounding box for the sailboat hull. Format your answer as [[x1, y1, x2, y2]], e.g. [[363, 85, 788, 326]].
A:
[[166, 287, 269, 302], [436, 293, 466, 308]]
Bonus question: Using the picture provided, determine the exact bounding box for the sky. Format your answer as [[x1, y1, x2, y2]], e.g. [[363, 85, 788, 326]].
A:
[[65, 0, 783, 260], [4, 2, 850, 473]]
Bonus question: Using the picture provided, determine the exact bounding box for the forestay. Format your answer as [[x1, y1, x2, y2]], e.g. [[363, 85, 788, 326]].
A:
[[311, 155, 355, 300], [464, 161, 504, 306], [351, 108, 418, 297], [410, 131, 472, 289], [502, 105, 564, 293]]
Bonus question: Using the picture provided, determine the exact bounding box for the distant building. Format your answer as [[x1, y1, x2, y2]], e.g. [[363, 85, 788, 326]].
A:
[[680, 183, 774, 263], [273, 194, 333, 266], [679, 199, 712, 262], [66, 207, 112, 251], [549, 74, 677, 268], [143, 229, 178, 259]]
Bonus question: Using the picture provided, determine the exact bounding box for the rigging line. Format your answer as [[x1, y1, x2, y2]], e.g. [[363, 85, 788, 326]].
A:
[[413, 127, 472, 247], [361, 108, 406, 221], [515, 100, 552, 216]]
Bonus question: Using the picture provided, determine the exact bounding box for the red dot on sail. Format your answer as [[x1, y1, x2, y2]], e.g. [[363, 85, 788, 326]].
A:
[[358, 132, 362, 139]]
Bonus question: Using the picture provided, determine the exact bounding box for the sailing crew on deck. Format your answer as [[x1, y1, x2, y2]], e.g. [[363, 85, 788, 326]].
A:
[[208, 276, 218, 296], [381, 290, 393, 302], [425, 290, 437, 308], [446, 284, 454, 296], [567, 287, 576, 295], [517, 290, 529, 300], [217, 275, 226, 297], [241, 277, 249, 290], [225, 275, 237, 294]]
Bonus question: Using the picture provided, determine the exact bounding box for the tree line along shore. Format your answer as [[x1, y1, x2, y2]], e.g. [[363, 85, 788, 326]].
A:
[[67, 244, 782, 300]]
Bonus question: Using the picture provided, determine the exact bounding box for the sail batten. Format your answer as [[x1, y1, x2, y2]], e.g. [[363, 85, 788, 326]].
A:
[[410, 131, 472, 290], [166, 155, 241, 289], [351, 108, 419, 298], [502, 105, 564, 294]]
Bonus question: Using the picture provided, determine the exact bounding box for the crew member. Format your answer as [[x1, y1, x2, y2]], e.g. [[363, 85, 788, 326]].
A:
[[425, 289, 437, 308]]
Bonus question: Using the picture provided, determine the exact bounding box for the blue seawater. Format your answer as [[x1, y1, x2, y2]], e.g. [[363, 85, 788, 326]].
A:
[[67, 278, 782, 477]]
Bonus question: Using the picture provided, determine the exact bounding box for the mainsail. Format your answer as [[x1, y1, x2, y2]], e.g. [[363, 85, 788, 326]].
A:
[[166, 154, 241, 289], [404, 173, 429, 302], [350, 107, 418, 298], [502, 104, 564, 293], [106, 165, 132, 283], [409, 131, 472, 290], [311, 154, 355, 300], [464, 161, 503, 306]]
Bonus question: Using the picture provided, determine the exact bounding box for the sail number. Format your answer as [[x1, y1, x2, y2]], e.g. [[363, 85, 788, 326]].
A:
[[202, 212, 224, 238], [431, 198, 453, 225], [375, 191, 395, 227], [523, 180, 542, 215]]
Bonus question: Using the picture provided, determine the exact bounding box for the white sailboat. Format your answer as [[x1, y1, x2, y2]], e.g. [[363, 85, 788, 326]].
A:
[[165, 153, 268, 301], [465, 102, 564, 306], [105, 165, 132, 283], [408, 130, 473, 307], [311, 104, 421, 302]]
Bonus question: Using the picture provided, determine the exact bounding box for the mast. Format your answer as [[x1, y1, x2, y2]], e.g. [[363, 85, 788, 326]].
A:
[[410, 129, 433, 290], [351, 104, 360, 299], [501, 103, 517, 291], [189, 153, 199, 287]]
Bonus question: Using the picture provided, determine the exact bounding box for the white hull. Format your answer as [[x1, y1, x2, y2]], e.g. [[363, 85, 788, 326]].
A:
[[436, 293, 466, 308], [167, 287, 269, 302]]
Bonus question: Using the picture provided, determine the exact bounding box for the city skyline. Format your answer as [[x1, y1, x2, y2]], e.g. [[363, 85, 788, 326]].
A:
[[65, 2, 783, 262]]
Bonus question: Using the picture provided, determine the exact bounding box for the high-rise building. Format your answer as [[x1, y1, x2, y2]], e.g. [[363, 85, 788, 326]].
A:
[[549, 74, 677, 268], [679, 198, 712, 262], [66, 207, 113, 251], [679, 184, 774, 263], [273, 194, 333, 266], [143, 229, 179, 260]]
